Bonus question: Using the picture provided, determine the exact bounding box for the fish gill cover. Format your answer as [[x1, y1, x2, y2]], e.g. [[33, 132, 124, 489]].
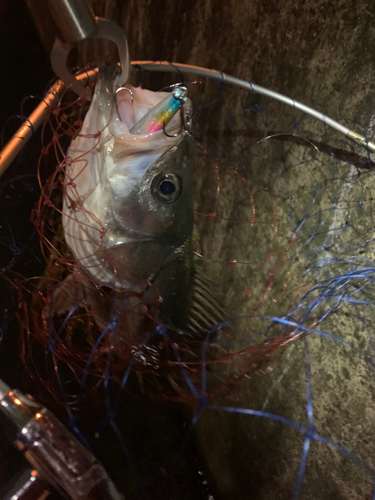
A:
[[1, 43, 375, 500]]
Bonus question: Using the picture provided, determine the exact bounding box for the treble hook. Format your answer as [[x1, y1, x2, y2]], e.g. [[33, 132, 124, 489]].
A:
[[162, 105, 185, 138], [115, 86, 134, 101], [115, 86, 134, 120], [162, 85, 192, 138]]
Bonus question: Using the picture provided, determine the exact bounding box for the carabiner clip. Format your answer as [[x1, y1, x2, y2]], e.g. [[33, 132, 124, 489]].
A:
[[49, 0, 130, 95]]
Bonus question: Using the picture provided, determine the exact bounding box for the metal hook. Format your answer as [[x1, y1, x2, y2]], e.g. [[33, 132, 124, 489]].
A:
[[163, 87, 192, 138], [50, 13, 130, 96], [115, 86, 134, 118], [115, 86, 134, 102], [162, 105, 185, 138]]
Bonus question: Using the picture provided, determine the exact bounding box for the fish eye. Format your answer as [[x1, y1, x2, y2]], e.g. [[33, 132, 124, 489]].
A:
[[153, 173, 181, 203]]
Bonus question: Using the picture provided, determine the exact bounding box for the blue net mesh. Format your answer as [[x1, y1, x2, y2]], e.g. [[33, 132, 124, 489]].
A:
[[1, 66, 375, 499]]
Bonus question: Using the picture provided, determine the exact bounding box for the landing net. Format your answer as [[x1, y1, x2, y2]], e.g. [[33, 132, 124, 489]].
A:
[[1, 64, 375, 499]]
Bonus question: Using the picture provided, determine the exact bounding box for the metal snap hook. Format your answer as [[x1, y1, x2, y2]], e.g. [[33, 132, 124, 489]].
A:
[[162, 107, 185, 138], [50, 13, 130, 96]]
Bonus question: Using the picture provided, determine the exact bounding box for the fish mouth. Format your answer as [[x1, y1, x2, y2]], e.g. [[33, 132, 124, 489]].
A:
[[114, 84, 191, 136], [63, 73, 194, 294], [98, 70, 192, 148]]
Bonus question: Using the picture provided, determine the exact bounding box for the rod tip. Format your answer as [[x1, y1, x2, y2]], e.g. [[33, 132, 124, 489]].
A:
[[0, 379, 11, 400]]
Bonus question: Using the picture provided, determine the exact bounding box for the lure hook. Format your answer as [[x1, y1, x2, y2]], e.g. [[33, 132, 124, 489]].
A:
[[115, 86, 134, 102], [162, 106, 185, 138], [115, 86, 134, 119]]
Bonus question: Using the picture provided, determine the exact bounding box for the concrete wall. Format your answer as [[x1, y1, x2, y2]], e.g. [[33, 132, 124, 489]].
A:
[[79, 1, 375, 498]]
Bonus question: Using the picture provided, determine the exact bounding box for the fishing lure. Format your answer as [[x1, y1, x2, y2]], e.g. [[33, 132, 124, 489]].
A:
[[129, 86, 187, 135]]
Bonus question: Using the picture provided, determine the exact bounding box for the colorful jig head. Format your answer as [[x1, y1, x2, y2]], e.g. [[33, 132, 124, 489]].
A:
[[129, 86, 188, 135]]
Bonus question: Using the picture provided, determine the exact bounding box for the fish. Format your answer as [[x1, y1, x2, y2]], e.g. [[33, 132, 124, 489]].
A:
[[52, 66, 225, 358]]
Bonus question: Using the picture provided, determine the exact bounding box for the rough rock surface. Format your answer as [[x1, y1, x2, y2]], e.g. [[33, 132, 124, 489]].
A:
[[80, 1, 375, 499]]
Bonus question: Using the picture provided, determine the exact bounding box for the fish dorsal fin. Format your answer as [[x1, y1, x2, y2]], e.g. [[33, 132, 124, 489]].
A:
[[187, 272, 227, 334]]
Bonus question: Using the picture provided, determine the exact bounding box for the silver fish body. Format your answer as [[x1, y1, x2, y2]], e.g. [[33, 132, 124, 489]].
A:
[[61, 70, 200, 331], [63, 74, 190, 280], [104, 136, 196, 328]]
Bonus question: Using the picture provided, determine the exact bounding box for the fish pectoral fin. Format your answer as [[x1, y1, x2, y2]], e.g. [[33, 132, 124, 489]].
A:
[[187, 272, 228, 334], [44, 267, 96, 319]]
